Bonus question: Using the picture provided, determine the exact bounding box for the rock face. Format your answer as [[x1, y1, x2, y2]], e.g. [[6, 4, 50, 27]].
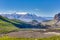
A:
[[54, 13, 60, 26], [54, 13, 60, 22]]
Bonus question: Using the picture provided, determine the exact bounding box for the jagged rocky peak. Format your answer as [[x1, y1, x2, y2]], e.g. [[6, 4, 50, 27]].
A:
[[54, 13, 60, 21]]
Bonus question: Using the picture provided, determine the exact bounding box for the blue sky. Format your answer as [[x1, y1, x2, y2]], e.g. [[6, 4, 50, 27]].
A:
[[0, 0, 60, 17]]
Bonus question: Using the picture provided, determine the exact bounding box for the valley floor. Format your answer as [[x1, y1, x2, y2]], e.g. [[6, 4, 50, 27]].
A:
[[1, 29, 60, 38], [0, 29, 60, 40]]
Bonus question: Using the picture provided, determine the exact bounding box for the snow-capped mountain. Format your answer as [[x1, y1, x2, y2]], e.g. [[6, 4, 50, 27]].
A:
[[0, 13, 53, 22]]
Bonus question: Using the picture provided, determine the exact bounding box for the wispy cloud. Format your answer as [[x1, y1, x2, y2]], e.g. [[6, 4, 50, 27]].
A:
[[0, 11, 28, 15], [16, 12, 28, 14]]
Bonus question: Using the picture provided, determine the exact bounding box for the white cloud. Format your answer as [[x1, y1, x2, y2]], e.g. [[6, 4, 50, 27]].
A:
[[0, 11, 28, 15], [0, 13, 2, 14], [16, 12, 28, 14]]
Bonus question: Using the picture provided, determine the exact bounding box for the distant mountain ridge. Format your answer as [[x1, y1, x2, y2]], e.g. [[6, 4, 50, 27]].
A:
[[0, 15, 49, 29], [0, 13, 53, 22]]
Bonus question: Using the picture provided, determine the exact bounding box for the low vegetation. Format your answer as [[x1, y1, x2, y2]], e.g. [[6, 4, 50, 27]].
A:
[[0, 16, 19, 34], [0, 35, 60, 40]]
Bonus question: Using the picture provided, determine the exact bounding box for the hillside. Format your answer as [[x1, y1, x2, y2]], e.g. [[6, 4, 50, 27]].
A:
[[0, 15, 48, 34], [0, 15, 20, 34], [41, 13, 60, 29]]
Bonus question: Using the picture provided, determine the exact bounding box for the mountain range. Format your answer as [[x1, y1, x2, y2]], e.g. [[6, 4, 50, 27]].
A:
[[0, 12, 60, 34], [0, 13, 53, 22]]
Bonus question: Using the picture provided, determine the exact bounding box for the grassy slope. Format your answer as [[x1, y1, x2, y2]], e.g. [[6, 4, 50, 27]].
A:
[[0, 15, 43, 34], [41, 20, 60, 30], [41, 20, 55, 26], [0, 36, 60, 40], [0, 16, 20, 34]]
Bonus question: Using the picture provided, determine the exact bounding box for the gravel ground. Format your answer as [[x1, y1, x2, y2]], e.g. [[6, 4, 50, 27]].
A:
[[5, 30, 60, 38]]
